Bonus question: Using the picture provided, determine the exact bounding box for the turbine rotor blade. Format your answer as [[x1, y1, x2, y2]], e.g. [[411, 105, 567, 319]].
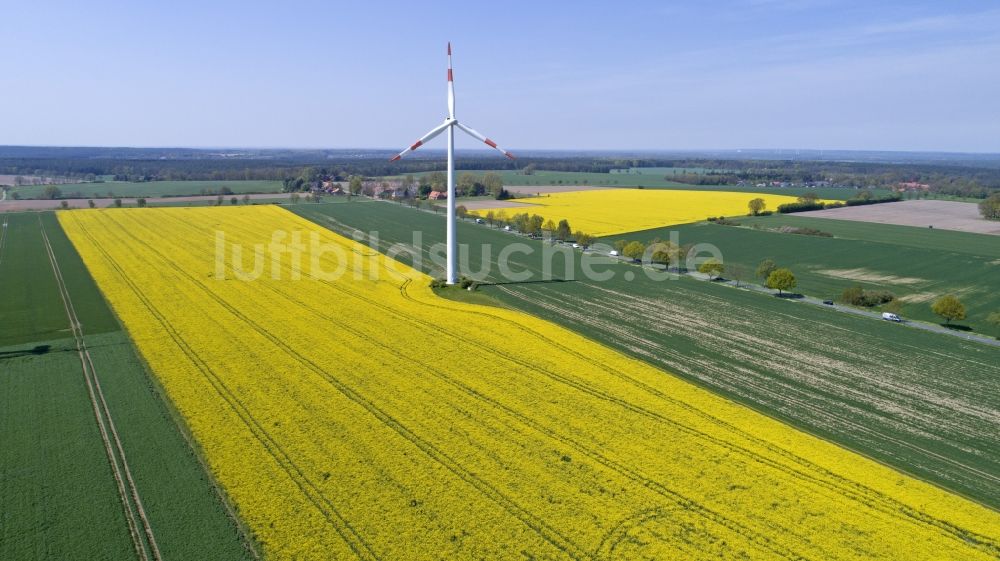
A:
[[447, 42, 456, 119], [456, 121, 515, 159], [389, 121, 451, 161]]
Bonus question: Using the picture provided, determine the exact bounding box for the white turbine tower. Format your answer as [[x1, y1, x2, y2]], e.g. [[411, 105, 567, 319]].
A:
[[390, 42, 515, 285]]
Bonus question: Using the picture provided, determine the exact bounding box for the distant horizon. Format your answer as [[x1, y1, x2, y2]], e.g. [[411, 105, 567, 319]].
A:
[[3, 144, 999, 158]]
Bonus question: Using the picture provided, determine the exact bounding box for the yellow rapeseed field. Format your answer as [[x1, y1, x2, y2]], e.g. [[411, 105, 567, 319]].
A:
[[473, 189, 810, 236], [60, 206, 999, 560]]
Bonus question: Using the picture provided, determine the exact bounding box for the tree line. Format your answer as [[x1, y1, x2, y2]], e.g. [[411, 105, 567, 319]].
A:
[[4, 153, 999, 200]]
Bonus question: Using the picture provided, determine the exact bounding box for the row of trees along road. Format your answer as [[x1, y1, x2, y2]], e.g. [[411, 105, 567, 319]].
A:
[[455, 208, 595, 245]]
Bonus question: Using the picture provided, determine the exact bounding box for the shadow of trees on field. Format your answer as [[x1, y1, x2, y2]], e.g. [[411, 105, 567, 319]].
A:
[[0, 345, 52, 361]]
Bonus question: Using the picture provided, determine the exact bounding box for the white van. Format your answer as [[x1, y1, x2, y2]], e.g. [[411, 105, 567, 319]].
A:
[[609, 250, 619, 257], [881, 312, 902, 322]]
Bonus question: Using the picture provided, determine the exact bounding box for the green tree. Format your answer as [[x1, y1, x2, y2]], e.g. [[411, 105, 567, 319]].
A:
[[623, 241, 646, 262], [522, 163, 537, 175], [841, 285, 864, 305], [574, 231, 595, 248], [137, 198, 147, 208], [980, 193, 1000, 220], [242, 194, 251, 205], [756, 259, 777, 282], [510, 212, 531, 234], [698, 258, 724, 280], [457, 173, 477, 196], [290, 193, 301, 204], [456, 205, 469, 220], [42, 185, 62, 200], [87, 199, 95, 208], [555, 219, 572, 241], [484, 172, 504, 199], [748, 198, 766, 216], [527, 214, 544, 236], [613, 239, 628, 256], [485, 210, 496, 228], [649, 241, 674, 269], [766, 268, 797, 295], [727, 263, 748, 287], [349, 175, 364, 195], [59, 200, 69, 209], [542, 218, 556, 237], [986, 311, 1000, 328], [931, 295, 966, 325], [798, 192, 820, 204], [428, 171, 446, 192], [114, 198, 123, 208]]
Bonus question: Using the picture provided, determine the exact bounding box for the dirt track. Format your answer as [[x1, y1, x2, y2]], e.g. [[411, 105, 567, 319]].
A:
[[797, 200, 1000, 235]]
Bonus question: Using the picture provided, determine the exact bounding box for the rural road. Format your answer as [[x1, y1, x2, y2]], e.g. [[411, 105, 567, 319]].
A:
[[460, 215, 1000, 348], [674, 267, 1000, 347]]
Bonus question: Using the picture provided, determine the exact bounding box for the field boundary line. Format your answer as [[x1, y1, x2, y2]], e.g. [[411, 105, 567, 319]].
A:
[[54, 215, 264, 561], [111, 317, 264, 561], [39, 216, 162, 561], [0, 214, 8, 267], [67, 214, 378, 561]]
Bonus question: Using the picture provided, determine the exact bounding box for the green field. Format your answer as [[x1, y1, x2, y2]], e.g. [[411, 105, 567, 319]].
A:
[[600, 214, 1000, 337], [292, 200, 1000, 509], [405, 169, 886, 200], [609, 166, 728, 175], [0, 212, 255, 560], [11, 180, 283, 199]]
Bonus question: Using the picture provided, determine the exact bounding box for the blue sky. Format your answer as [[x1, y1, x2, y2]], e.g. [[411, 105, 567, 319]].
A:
[[3, 0, 999, 152]]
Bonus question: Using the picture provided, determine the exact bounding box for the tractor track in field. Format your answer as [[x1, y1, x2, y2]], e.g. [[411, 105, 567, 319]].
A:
[[70, 209, 1000, 558], [68, 216, 382, 561], [501, 282, 1000, 487], [122, 212, 800, 560], [101, 211, 589, 561], [149, 211, 999, 556], [156, 212, 814, 560], [38, 217, 162, 561], [494, 282, 1000, 509], [0, 214, 9, 267], [305, 206, 1000, 550]]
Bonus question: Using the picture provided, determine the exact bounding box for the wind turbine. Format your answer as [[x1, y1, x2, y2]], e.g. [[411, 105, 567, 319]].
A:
[[390, 42, 515, 285]]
